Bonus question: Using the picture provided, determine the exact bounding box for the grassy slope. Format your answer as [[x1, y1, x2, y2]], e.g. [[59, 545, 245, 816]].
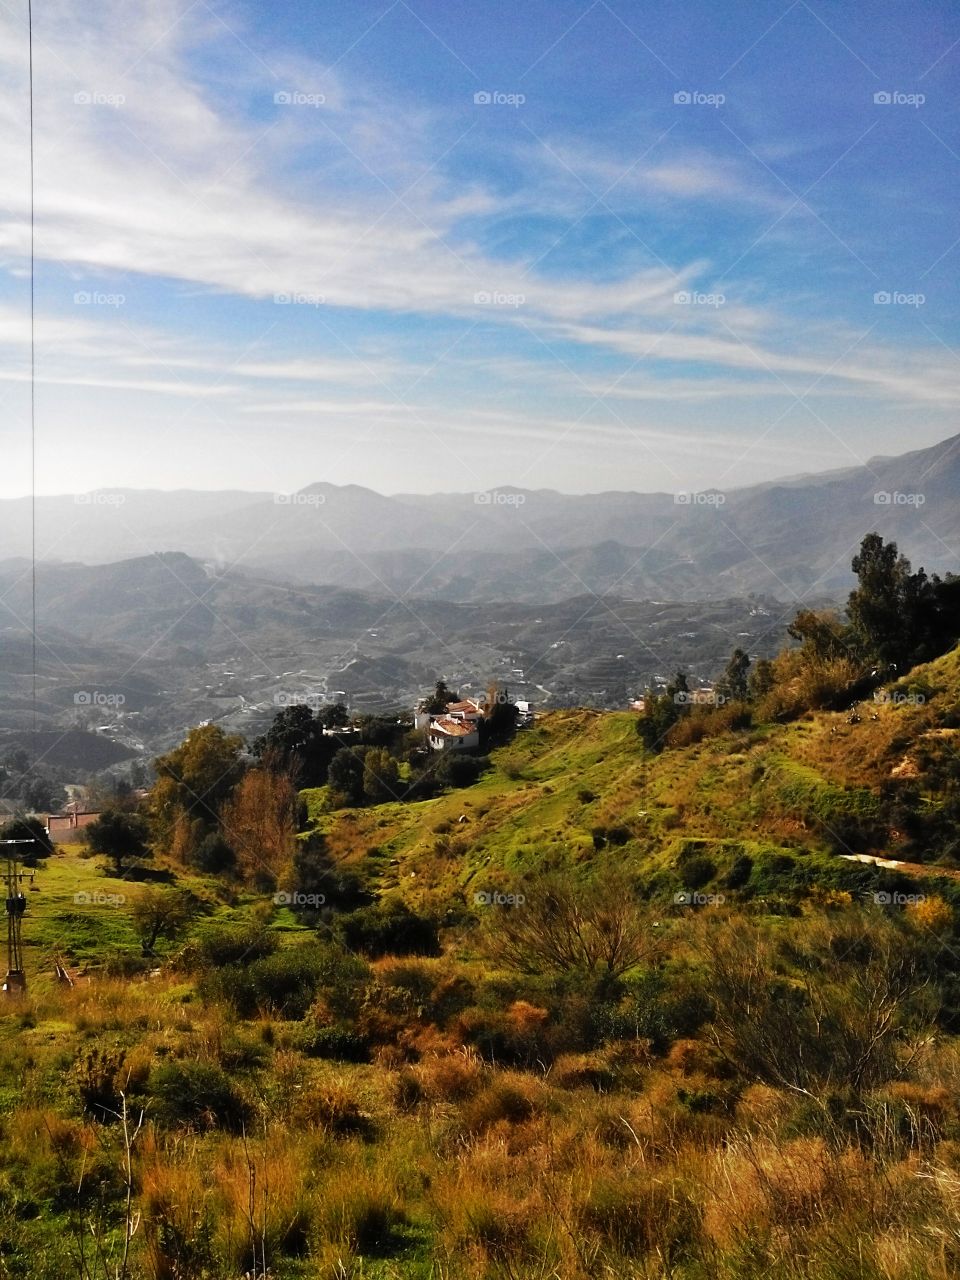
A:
[[303, 644, 960, 905]]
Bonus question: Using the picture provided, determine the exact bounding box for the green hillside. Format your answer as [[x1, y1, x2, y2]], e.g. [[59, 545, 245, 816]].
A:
[[304, 643, 960, 910]]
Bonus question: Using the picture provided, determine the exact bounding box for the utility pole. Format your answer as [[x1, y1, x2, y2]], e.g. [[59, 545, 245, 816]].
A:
[[2, 839, 37, 994]]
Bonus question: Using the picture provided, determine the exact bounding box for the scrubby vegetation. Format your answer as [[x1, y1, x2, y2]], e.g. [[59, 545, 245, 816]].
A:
[[2, 534, 960, 1276]]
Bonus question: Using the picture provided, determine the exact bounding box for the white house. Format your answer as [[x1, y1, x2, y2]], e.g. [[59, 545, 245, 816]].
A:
[[428, 717, 480, 751]]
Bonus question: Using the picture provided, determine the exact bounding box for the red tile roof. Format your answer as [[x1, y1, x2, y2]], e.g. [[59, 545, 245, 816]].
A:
[[431, 717, 477, 736]]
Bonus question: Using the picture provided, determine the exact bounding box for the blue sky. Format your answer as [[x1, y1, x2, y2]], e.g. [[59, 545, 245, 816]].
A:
[[0, 0, 958, 498]]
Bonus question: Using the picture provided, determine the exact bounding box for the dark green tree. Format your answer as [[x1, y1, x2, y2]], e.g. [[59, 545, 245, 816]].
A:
[[848, 533, 929, 671], [717, 648, 751, 703], [85, 808, 151, 876], [327, 747, 367, 807], [423, 679, 459, 715]]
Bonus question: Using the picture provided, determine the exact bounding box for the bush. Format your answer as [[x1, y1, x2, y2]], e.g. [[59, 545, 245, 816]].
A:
[[149, 1061, 250, 1132], [337, 900, 440, 958], [0, 816, 52, 861], [298, 1023, 371, 1062], [189, 832, 236, 873], [185, 920, 278, 970], [459, 1078, 539, 1134], [436, 752, 487, 789], [680, 855, 716, 890]]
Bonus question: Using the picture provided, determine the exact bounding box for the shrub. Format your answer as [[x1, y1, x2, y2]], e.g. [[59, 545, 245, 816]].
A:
[[459, 1077, 539, 1134], [436, 752, 487, 788], [148, 1061, 250, 1133], [298, 1023, 371, 1062], [185, 920, 278, 970], [680, 855, 716, 890], [72, 1046, 127, 1121], [189, 832, 236, 874], [337, 899, 440, 958]]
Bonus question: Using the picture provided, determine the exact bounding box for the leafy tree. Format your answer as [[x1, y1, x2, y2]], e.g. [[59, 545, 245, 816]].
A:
[[787, 608, 853, 664], [0, 816, 52, 862], [717, 648, 750, 703], [480, 685, 519, 746], [252, 705, 334, 787], [362, 747, 400, 803], [848, 533, 929, 671], [131, 887, 194, 955], [221, 766, 298, 885], [318, 701, 350, 729], [151, 725, 245, 861], [636, 671, 690, 753], [747, 657, 776, 701], [327, 747, 366, 807], [423, 679, 458, 715], [85, 808, 150, 876]]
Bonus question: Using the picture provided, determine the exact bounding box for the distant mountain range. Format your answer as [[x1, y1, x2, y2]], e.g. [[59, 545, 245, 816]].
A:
[[1, 433, 957, 603]]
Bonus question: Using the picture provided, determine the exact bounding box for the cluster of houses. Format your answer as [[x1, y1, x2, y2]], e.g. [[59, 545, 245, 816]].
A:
[[414, 693, 533, 751]]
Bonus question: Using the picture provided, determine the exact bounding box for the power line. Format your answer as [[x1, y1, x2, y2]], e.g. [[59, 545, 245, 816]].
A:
[[28, 0, 37, 735]]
